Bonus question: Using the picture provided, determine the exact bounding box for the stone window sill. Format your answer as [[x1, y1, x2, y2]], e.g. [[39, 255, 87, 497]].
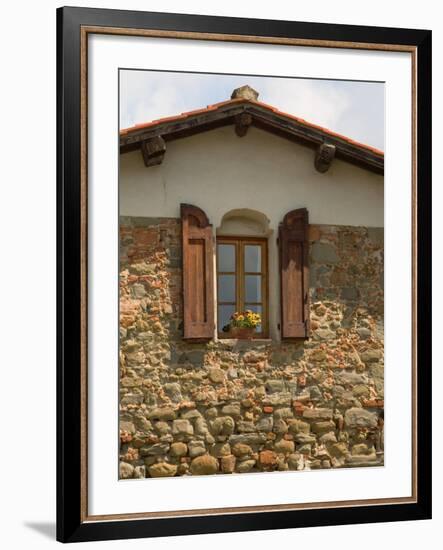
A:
[[216, 338, 273, 346]]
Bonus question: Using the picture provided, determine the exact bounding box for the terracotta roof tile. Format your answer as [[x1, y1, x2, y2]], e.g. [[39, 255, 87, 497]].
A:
[[120, 98, 384, 157]]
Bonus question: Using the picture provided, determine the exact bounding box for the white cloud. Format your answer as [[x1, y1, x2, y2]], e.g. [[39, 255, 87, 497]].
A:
[[119, 71, 212, 129], [120, 70, 384, 150], [260, 79, 350, 133]]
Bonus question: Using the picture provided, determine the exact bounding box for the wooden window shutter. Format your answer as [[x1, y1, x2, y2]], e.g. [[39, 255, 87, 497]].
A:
[[279, 208, 309, 338], [181, 204, 215, 339]]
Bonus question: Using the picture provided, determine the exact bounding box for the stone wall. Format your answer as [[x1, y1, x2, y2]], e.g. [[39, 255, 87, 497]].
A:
[[119, 217, 384, 479]]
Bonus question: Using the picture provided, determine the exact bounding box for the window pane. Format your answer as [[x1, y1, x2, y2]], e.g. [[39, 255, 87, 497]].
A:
[[218, 275, 235, 302], [245, 304, 262, 333], [217, 244, 235, 272], [245, 275, 261, 302], [244, 245, 261, 272], [218, 304, 235, 333]]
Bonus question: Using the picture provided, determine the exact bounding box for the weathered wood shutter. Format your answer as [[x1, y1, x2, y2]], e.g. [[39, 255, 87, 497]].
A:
[[181, 204, 215, 339], [279, 208, 309, 338]]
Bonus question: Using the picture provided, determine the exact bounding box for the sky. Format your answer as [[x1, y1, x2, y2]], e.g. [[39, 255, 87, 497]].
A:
[[120, 70, 384, 151]]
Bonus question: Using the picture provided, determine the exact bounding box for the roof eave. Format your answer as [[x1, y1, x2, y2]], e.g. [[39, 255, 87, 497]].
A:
[[120, 102, 384, 174]]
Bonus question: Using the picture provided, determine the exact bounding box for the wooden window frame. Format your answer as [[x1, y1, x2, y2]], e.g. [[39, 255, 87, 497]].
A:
[[216, 236, 269, 339]]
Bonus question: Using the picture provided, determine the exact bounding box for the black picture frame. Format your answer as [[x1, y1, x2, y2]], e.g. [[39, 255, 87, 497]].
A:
[[57, 6, 432, 543]]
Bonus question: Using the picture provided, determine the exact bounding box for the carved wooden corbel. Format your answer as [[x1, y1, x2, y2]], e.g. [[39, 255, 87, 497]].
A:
[[315, 143, 336, 173], [234, 113, 253, 137], [141, 136, 166, 167]]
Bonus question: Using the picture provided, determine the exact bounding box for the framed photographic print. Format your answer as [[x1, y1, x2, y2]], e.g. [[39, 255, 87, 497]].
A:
[[57, 6, 432, 543]]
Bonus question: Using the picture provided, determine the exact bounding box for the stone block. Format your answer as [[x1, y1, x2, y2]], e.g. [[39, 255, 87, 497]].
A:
[[353, 384, 370, 398], [274, 439, 295, 454], [190, 455, 219, 475], [133, 416, 152, 432], [313, 328, 335, 340], [287, 419, 310, 434], [274, 407, 294, 420], [119, 462, 134, 479], [273, 419, 288, 434], [266, 379, 285, 393], [311, 420, 336, 433], [232, 443, 253, 457], [208, 368, 226, 384], [180, 409, 202, 420], [294, 433, 316, 444], [287, 453, 301, 470], [228, 433, 267, 446], [148, 462, 177, 478], [344, 408, 378, 428], [119, 421, 136, 434], [221, 454, 236, 473], [352, 443, 374, 455], [328, 442, 349, 458], [132, 283, 146, 298], [172, 419, 194, 436], [266, 393, 292, 406], [140, 442, 170, 456], [319, 431, 337, 444], [170, 442, 187, 457], [221, 403, 241, 416], [188, 440, 207, 457], [154, 421, 171, 435], [210, 442, 231, 458], [163, 383, 182, 403], [258, 450, 278, 470], [311, 243, 339, 264], [256, 416, 273, 432], [120, 376, 143, 388], [133, 465, 146, 479], [359, 349, 383, 363], [210, 416, 235, 436], [236, 421, 256, 433], [121, 394, 144, 406], [335, 372, 368, 386], [302, 408, 333, 420], [148, 407, 176, 421], [235, 459, 256, 473]]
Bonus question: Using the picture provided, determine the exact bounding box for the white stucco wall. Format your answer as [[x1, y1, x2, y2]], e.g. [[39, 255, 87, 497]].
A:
[[119, 125, 384, 228]]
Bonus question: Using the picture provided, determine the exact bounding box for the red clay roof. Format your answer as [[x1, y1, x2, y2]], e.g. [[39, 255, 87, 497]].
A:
[[120, 97, 384, 157]]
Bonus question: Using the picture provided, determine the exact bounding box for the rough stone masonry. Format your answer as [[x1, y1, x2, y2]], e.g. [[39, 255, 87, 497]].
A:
[[119, 217, 384, 479]]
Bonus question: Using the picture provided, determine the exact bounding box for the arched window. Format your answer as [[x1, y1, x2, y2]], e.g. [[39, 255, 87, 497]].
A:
[[216, 210, 271, 338]]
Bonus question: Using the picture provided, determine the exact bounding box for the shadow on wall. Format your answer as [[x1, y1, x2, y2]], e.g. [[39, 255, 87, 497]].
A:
[[216, 208, 271, 237]]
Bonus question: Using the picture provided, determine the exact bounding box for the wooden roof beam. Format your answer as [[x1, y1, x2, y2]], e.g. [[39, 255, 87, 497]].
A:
[[234, 113, 252, 137], [141, 136, 166, 167], [315, 143, 336, 173]]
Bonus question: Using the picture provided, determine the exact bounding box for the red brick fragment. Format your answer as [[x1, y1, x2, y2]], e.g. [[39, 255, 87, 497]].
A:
[[259, 450, 277, 468]]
